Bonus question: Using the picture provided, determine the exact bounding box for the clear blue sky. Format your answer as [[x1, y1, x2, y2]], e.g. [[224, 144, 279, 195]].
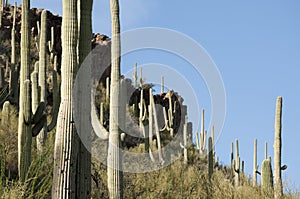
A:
[[15, 0, 300, 190]]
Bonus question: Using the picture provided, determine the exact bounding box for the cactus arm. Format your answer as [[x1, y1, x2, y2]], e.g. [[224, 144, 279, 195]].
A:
[[30, 71, 39, 114], [32, 115, 47, 137], [195, 132, 200, 150], [47, 69, 60, 132], [161, 106, 170, 131], [32, 102, 46, 124]]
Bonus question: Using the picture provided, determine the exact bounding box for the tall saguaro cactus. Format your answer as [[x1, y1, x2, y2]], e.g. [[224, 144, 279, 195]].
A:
[[274, 96, 283, 199], [18, 0, 31, 182], [76, 0, 93, 197], [107, 0, 123, 198], [52, 0, 80, 197]]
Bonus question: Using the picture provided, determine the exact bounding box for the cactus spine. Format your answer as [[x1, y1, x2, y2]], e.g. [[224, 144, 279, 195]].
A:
[[253, 139, 258, 186], [274, 96, 283, 198], [18, 0, 31, 182], [107, 0, 123, 197]]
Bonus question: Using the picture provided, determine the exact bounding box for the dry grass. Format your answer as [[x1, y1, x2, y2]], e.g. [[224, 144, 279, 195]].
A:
[[0, 107, 298, 199]]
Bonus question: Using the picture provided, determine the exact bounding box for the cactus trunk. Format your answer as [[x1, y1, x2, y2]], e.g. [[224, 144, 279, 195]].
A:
[[52, 0, 79, 197], [76, 0, 93, 197], [18, 0, 32, 182], [107, 0, 123, 198], [183, 115, 188, 164], [37, 10, 47, 151], [208, 137, 213, 179], [252, 139, 258, 186], [261, 157, 274, 192], [274, 96, 283, 199]]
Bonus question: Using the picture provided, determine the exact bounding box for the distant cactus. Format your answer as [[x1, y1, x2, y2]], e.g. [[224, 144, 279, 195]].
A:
[[274, 96, 283, 199], [252, 139, 258, 186], [9, 2, 19, 105], [161, 76, 164, 93], [133, 63, 137, 88], [261, 157, 273, 192], [233, 139, 240, 187], [199, 109, 207, 155], [183, 115, 188, 164], [264, 141, 268, 160], [208, 136, 213, 179]]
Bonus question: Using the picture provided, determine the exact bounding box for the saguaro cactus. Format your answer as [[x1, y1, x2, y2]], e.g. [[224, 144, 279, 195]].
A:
[[182, 115, 188, 164], [133, 63, 137, 88], [52, 0, 80, 197], [36, 10, 47, 151], [77, 0, 93, 197], [252, 139, 258, 186], [208, 136, 213, 179], [9, 2, 19, 104], [274, 96, 283, 199], [199, 109, 206, 155], [233, 139, 240, 187], [261, 157, 273, 192], [161, 76, 164, 93], [107, 0, 123, 198], [18, 0, 31, 182]]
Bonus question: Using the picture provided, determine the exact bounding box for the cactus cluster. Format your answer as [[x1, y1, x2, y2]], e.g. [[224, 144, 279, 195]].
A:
[[0, 1, 291, 198]]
